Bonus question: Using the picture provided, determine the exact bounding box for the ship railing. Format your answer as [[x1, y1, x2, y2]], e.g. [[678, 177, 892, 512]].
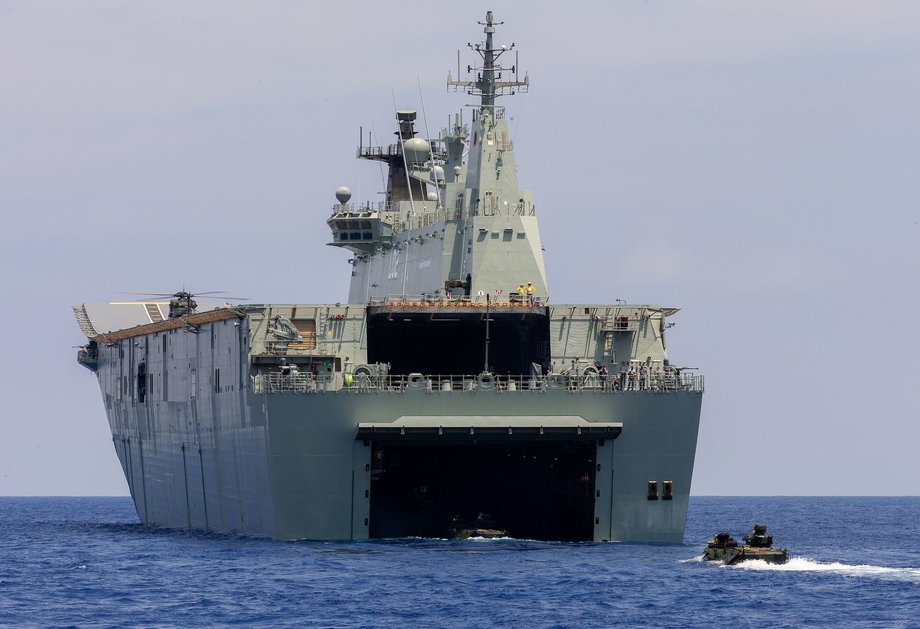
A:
[[253, 372, 336, 394], [331, 202, 456, 223], [392, 207, 457, 232], [370, 294, 440, 306], [367, 294, 546, 308], [252, 371, 703, 394], [358, 143, 448, 161], [472, 198, 533, 217], [609, 371, 704, 393], [330, 200, 431, 214]]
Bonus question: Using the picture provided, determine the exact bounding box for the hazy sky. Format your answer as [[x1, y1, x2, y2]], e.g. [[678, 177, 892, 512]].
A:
[[1, 1, 918, 496]]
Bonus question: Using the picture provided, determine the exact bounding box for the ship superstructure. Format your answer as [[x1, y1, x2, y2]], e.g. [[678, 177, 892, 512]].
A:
[[330, 12, 543, 304], [74, 13, 703, 542]]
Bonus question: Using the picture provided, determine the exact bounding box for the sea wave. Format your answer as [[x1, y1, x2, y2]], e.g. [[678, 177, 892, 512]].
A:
[[732, 556, 920, 582], [4, 497, 920, 627]]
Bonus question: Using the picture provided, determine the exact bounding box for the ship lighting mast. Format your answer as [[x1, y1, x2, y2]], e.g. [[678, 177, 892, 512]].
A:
[[447, 11, 529, 109], [445, 11, 545, 303]]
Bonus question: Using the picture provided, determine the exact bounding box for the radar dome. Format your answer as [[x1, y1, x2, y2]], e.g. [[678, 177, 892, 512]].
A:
[[430, 165, 445, 184], [335, 186, 352, 204], [403, 138, 430, 164], [427, 191, 438, 202], [453, 166, 462, 177]]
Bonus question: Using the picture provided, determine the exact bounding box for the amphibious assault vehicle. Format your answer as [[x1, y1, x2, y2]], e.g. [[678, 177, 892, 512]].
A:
[[704, 524, 789, 565]]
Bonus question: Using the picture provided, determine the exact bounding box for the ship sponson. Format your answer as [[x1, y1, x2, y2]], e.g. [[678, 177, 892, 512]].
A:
[[88, 308, 246, 343]]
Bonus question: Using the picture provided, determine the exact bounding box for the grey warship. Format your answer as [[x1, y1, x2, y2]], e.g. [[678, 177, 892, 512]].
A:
[[73, 12, 703, 542]]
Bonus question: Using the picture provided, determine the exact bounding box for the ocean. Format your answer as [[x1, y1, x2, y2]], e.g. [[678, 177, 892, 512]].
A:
[[1, 496, 917, 628]]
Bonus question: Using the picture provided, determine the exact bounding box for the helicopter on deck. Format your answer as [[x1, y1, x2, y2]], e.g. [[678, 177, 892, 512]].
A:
[[120, 290, 247, 319], [166, 291, 197, 318]]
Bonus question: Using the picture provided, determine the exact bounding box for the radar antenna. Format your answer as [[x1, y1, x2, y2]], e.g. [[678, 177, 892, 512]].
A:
[[447, 10, 529, 109]]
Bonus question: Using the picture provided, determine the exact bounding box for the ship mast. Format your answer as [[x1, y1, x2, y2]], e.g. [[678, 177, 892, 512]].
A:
[[336, 12, 546, 303], [448, 10, 529, 110], [444, 11, 546, 303]]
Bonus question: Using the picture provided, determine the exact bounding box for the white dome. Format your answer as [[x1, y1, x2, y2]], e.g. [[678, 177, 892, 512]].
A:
[[335, 186, 352, 204], [403, 138, 430, 164]]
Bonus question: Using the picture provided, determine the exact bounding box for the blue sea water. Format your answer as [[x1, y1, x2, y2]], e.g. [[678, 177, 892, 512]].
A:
[[1, 497, 918, 628]]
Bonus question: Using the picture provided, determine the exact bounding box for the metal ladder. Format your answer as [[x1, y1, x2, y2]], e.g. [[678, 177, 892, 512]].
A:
[[72, 304, 99, 337], [145, 303, 164, 322]]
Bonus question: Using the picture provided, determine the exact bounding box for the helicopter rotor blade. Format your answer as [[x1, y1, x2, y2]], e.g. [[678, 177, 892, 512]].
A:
[[119, 291, 177, 297], [118, 290, 246, 297]]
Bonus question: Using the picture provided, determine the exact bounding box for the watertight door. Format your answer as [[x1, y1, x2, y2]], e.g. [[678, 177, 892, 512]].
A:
[[352, 440, 372, 539], [593, 439, 615, 541]]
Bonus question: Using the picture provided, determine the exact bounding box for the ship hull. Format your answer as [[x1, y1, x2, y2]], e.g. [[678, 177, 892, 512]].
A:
[[104, 382, 701, 542]]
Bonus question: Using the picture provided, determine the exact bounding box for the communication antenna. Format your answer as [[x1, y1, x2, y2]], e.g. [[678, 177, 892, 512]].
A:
[[369, 121, 386, 193], [392, 91, 417, 295], [391, 91, 417, 218], [447, 10, 529, 110], [417, 75, 442, 209], [483, 294, 491, 374]]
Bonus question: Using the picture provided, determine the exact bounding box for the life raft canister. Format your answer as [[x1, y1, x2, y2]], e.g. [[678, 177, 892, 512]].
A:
[[546, 373, 567, 389], [476, 372, 495, 390]]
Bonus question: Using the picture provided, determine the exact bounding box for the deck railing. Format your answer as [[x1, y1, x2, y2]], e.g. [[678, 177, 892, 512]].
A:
[[251, 371, 703, 395], [367, 294, 544, 308]]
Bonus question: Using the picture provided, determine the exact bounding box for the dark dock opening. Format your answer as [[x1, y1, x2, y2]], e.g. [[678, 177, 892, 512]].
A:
[[367, 440, 597, 541], [366, 307, 550, 376]]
